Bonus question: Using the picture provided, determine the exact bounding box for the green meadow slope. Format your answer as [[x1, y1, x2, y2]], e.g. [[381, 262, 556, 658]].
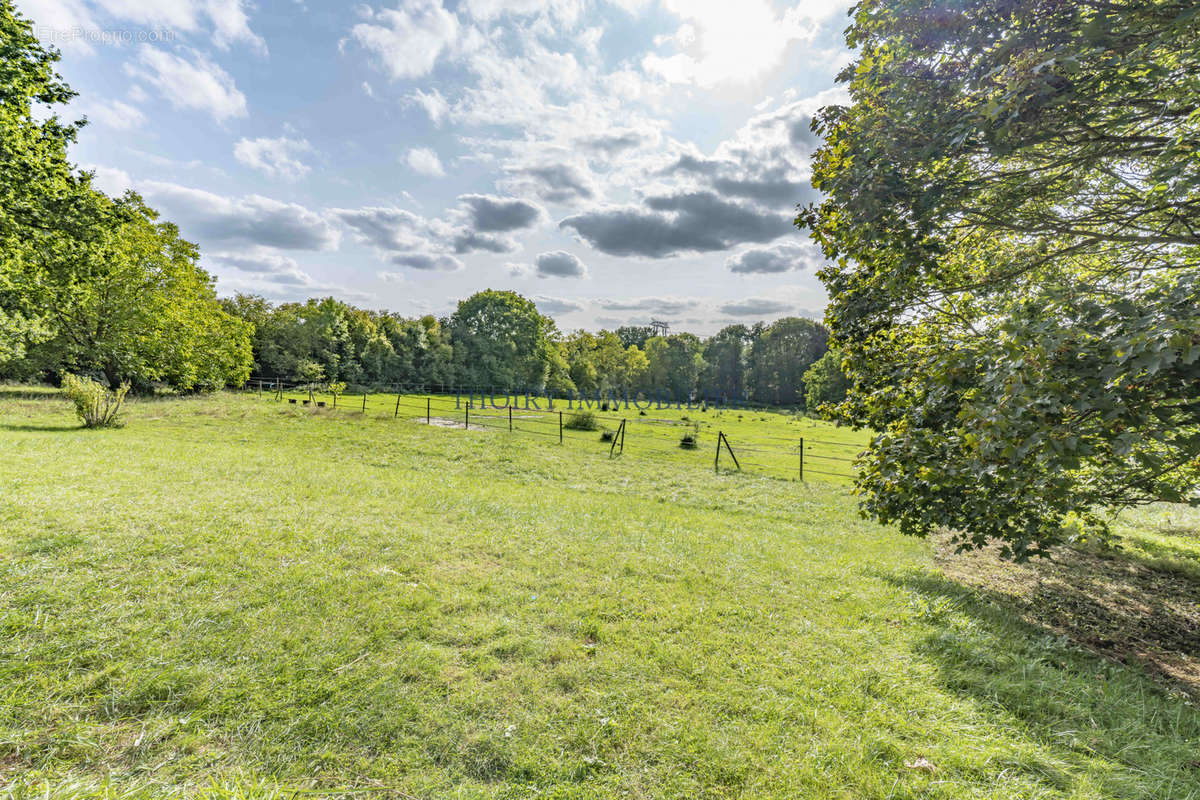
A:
[[0, 390, 1196, 799]]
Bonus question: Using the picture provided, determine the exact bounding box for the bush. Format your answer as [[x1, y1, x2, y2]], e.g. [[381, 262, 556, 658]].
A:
[[61, 373, 130, 428], [600, 429, 615, 442], [680, 422, 700, 449], [564, 411, 599, 431]]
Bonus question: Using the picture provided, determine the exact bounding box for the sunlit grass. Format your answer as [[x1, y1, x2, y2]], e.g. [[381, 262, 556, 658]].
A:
[[0, 390, 1196, 799]]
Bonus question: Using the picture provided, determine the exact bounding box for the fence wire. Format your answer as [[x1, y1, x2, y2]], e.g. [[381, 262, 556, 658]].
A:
[[243, 379, 867, 483]]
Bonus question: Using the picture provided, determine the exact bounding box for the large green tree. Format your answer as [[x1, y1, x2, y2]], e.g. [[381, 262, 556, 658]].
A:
[[800, 0, 1200, 558], [21, 193, 253, 389], [745, 317, 827, 406], [448, 290, 558, 390], [701, 324, 751, 401], [0, 0, 87, 364]]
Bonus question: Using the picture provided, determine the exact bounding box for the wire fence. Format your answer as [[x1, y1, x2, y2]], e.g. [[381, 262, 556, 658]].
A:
[[241, 378, 868, 484]]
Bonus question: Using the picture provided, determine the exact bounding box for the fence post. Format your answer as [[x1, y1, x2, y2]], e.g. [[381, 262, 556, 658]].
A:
[[258, 379, 262, 397], [722, 433, 741, 471], [508, 406, 513, 432], [799, 437, 804, 482], [559, 411, 563, 444], [362, 392, 367, 413], [427, 397, 431, 424], [465, 404, 470, 429], [715, 430, 722, 472], [609, 419, 625, 458], [394, 391, 401, 419]]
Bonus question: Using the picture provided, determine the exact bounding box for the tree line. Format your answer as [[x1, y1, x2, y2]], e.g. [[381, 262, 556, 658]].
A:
[[221, 290, 843, 409], [0, 2, 844, 410]]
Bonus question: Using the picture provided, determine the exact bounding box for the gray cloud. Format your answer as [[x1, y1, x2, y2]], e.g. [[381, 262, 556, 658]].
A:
[[534, 250, 587, 278], [391, 252, 464, 271], [718, 297, 793, 316], [725, 241, 822, 274], [333, 206, 429, 251], [532, 295, 585, 314], [561, 191, 791, 258], [458, 193, 544, 232], [712, 174, 812, 207], [452, 231, 518, 254], [143, 182, 339, 250], [578, 128, 655, 155], [597, 297, 700, 315], [500, 163, 596, 204]]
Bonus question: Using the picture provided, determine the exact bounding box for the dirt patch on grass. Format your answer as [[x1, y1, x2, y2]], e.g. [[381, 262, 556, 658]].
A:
[[935, 534, 1200, 697]]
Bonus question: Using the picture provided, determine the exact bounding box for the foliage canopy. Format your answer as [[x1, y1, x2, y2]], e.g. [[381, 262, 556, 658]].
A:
[[800, 0, 1200, 557]]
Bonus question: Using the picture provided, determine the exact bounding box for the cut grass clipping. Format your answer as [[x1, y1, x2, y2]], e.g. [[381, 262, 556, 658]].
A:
[[0, 388, 1197, 799]]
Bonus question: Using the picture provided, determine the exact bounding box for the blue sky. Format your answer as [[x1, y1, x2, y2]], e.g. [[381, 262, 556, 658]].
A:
[[19, 0, 854, 333]]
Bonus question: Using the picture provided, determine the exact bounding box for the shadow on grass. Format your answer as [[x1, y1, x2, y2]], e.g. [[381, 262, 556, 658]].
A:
[[925, 536, 1200, 695], [0, 422, 79, 433], [887, 564, 1200, 797], [0, 386, 61, 400]]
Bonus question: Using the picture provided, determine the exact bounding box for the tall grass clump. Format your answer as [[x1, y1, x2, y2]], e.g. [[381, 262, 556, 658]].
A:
[[60, 373, 129, 428], [563, 410, 599, 431]]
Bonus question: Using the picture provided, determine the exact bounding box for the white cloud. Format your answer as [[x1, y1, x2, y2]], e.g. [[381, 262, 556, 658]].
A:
[[24, 0, 266, 53], [233, 136, 313, 180], [84, 164, 133, 195], [409, 87, 449, 125], [127, 46, 247, 122], [405, 147, 445, 177], [643, 0, 850, 87], [142, 181, 341, 250], [349, 0, 460, 80], [83, 99, 145, 130]]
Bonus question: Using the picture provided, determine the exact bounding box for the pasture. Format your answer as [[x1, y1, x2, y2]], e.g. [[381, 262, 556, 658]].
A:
[[269, 385, 866, 482], [0, 389, 1197, 799]]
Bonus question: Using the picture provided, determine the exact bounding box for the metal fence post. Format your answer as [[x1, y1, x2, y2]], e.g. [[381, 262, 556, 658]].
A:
[[799, 437, 804, 481], [465, 404, 469, 429], [715, 430, 722, 472], [559, 410, 563, 444], [509, 406, 513, 432], [394, 391, 401, 419], [427, 397, 431, 424], [362, 392, 367, 413]]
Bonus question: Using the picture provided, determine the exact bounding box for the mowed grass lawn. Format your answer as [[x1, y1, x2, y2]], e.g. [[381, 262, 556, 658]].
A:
[[0, 390, 1197, 799]]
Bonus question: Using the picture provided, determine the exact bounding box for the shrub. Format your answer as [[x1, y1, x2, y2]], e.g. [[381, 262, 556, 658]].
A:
[[564, 411, 599, 431], [61, 373, 130, 428], [680, 422, 700, 449], [600, 429, 615, 442]]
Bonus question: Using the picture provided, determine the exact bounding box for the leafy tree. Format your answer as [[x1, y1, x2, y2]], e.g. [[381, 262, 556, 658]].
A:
[[563, 330, 599, 394], [644, 333, 705, 400], [448, 290, 557, 390], [615, 325, 655, 350], [18, 193, 252, 389], [799, 0, 1200, 557], [701, 324, 750, 401], [0, 0, 86, 364], [802, 349, 848, 415], [745, 317, 827, 406]]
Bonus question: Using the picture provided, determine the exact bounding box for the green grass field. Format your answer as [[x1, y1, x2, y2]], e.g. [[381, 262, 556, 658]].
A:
[[269, 385, 867, 483], [1, 389, 1197, 799]]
